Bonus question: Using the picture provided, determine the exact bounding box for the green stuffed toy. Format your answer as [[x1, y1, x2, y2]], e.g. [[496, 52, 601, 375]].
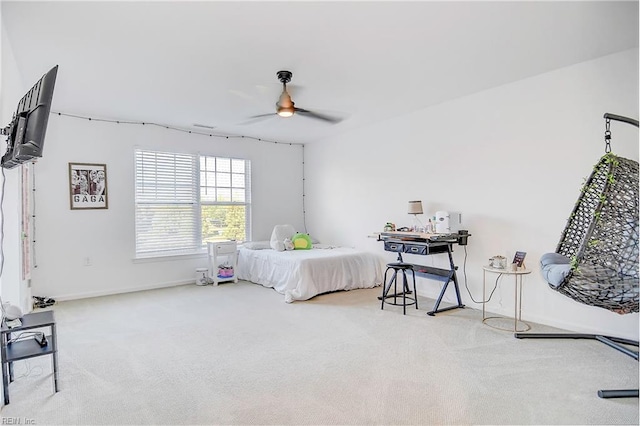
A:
[[291, 233, 313, 250]]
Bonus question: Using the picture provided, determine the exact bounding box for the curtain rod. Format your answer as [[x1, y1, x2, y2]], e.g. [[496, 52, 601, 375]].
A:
[[604, 113, 639, 128]]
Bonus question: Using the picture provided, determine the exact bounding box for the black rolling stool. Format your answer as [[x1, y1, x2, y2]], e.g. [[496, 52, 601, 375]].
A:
[[380, 262, 418, 314]]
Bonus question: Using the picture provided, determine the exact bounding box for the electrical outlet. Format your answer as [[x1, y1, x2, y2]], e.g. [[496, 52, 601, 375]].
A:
[[83, 257, 92, 266]]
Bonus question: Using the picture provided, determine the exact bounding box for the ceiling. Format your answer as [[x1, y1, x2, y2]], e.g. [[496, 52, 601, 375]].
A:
[[2, 1, 638, 144]]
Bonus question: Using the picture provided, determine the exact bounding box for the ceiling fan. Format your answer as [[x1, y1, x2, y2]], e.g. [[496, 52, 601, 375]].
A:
[[242, 71, 343, 124]]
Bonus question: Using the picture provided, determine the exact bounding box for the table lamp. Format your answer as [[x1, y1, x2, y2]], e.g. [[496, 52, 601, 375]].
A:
[[408, 200, 423, 231]]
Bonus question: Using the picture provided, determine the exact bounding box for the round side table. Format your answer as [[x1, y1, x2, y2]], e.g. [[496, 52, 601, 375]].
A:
[[482, 265, 532, 332]]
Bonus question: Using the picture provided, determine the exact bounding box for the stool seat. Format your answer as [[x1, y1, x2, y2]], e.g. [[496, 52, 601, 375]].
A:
[[381, 262, 418, 314], [386, 262, 413, 269]]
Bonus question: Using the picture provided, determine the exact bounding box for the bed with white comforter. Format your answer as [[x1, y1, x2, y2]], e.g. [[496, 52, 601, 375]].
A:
[[236, 244, 386, 303]]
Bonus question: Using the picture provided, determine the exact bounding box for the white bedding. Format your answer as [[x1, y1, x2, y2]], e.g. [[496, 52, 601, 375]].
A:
[[236, 246, 386, 302]]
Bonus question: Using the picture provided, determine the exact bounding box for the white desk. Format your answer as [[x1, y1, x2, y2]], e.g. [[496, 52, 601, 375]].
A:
[[482, 266, 532, 332]]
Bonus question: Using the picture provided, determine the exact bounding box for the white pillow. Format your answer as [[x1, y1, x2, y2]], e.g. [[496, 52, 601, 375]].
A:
[[242, 241, 271, 250], [270, 224, 296, 251]]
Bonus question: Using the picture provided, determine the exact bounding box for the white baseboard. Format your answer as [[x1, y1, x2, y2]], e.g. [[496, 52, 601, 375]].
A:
[[51, 279, 195, 302]]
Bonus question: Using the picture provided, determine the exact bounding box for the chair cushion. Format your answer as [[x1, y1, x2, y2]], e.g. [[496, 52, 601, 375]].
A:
[[540, 252, 572, 288]]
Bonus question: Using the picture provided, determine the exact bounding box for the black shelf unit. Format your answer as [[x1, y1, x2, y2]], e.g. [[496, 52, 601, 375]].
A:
[[5, 335, 54, 361], [1, 310, 59, 405]]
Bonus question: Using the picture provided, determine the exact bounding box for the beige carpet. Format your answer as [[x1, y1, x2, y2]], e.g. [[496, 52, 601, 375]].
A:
[[1, 282, 638, 425]]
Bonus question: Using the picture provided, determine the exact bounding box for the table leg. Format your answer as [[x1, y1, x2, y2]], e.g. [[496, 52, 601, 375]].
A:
[[4, 332, 13, 383], [2, 363, 8, 405], [514, 275, 518, 332], [518, 275, 523, 321], [51, 323, 59, 392], [482, 270, 531, 332], [1, 335, 9, 405], [514, 275, 530, 332]]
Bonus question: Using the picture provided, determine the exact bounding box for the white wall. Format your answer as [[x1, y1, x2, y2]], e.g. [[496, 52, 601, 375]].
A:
[[29, 116, 304, 300], [305, 49, 639, 340], [0, 16, 30, 311]]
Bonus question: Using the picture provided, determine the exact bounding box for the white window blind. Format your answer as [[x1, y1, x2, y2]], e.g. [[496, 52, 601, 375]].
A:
[[135, 149, 251, 258], [135, 150, 198, 257]]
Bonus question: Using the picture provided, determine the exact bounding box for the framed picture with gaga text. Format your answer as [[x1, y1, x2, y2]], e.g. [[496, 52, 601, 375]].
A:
[[69, 162, 108, 210]]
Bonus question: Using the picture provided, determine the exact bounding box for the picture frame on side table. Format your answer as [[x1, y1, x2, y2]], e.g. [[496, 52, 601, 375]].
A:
[[69, 162, 108, 210]]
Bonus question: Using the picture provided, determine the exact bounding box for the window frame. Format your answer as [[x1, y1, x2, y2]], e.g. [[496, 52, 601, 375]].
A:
[[134, 148, 251, 259], [198, 155, 252, 247]]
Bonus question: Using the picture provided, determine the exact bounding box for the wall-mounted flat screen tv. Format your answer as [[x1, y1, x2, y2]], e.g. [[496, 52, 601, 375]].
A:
[[1, 65, 58, 169]]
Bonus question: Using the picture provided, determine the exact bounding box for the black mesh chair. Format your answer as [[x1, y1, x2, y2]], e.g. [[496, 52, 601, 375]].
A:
[[542, 153, 639, 313]]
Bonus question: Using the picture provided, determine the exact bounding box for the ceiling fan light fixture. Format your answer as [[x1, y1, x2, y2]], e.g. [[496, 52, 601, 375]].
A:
[[242, 70, 342, 124], [277, 106, 295, 118]]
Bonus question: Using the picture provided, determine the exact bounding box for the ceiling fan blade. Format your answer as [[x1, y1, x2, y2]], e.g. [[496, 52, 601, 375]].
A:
[[295, 108, 343, 124], [249, 113, 276, 119], [238, 113, 276, 125]]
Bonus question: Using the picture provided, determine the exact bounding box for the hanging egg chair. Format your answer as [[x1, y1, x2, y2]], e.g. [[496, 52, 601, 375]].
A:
[[518, 113, 639, 400], [541, 151, 639, 314]]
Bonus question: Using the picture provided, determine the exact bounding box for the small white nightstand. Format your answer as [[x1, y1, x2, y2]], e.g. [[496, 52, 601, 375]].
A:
[[207, 241, 239, 286], [482, 265, 532, 332]]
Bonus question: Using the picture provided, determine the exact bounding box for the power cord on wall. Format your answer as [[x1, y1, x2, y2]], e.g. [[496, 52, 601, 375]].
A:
[[302, 144, 308, 234], [52, 111, 305, 147], [31, 163, 37, 270]]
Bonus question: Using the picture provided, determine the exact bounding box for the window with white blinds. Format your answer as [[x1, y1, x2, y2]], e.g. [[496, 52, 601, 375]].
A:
[[135, 149, 251, 258]]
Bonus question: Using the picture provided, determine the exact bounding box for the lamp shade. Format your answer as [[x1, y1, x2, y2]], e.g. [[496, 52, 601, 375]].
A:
[[408, 200, 423, 215]]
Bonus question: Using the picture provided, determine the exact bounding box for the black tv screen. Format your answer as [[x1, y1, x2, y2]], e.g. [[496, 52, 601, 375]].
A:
[[1, 65, 58, 169]]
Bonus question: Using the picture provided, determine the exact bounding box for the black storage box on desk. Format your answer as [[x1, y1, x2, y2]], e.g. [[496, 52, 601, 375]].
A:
[[383, 241, 404, 253]]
